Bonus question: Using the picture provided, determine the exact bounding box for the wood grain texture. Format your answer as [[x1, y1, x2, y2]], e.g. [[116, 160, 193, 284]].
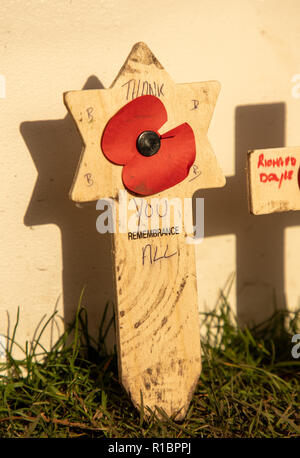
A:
[[114, 204, 200, 419], [247, 147, 300, 215], [64, 42, 225, 419]]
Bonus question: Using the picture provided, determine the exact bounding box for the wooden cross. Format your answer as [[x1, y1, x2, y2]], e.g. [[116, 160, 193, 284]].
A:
[[63, 42, 225, 420], [247, 146, 300, 215]]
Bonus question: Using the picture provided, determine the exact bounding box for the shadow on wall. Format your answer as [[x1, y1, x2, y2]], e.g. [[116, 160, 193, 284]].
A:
[[22, 93, 300, 346], [197, 102, 300, 326], [21, 76, 116, 352]]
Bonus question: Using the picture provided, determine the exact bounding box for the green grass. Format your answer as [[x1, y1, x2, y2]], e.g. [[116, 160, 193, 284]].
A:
[[0, 292, 299, 438]]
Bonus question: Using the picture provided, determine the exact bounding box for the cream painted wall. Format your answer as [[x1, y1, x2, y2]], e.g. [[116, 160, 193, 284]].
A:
[[1, 0, 300, 356]]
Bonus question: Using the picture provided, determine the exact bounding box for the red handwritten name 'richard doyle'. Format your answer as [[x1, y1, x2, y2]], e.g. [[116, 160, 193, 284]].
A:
[[257, 153, 297, 189]]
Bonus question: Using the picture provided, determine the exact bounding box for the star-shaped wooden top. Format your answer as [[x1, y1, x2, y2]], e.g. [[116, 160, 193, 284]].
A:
[[64, 42, 225, 202]]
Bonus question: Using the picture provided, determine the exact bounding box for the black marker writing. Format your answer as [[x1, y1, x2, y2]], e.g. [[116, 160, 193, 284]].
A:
[[121, 79, 165, 100], [189, 164, 201, 182], [142, 243, 177, 266], [86, 107, 94, 122], [84, 173, 94, 186], [191, 99, 199, 110]]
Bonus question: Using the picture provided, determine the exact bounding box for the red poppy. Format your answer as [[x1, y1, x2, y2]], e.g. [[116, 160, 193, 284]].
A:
[[101, 95, 196, 195]]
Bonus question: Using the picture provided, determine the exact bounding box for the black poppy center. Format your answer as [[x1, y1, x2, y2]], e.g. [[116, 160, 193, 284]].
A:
[[136, 131, 161, 157]]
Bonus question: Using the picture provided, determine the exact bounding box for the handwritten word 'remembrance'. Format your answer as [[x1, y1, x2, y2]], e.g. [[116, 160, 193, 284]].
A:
[[128, 226, 180, 241], [257, 153, 297, 189], [122, 79, 164, 101]]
